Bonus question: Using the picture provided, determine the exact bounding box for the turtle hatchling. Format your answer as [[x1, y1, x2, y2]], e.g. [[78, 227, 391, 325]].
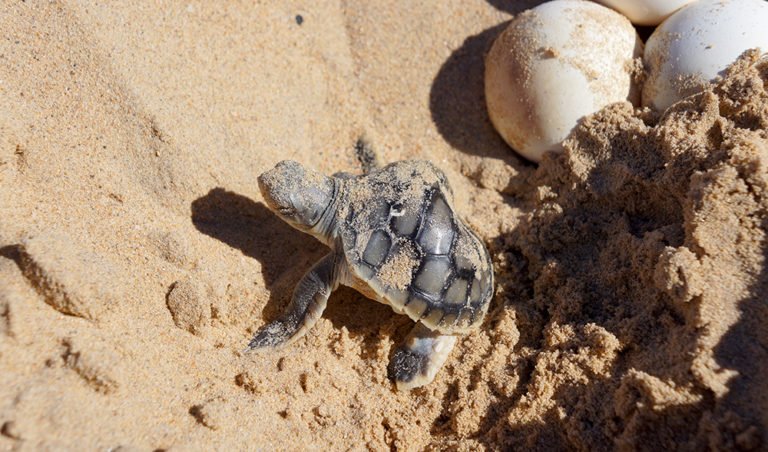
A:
[[249, 159, 494, 390]]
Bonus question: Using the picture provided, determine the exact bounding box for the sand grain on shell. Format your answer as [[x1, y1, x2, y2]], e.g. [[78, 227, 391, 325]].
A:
[[376, 242, 419, 290]]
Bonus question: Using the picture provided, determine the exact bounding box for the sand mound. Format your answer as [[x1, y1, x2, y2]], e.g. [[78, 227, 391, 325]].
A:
[[0, 1, 765, 450], [487, 51, 768, 450]]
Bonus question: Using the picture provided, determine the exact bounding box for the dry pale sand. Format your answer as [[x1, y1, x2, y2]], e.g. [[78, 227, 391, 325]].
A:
[[0, 1, 766, 450]]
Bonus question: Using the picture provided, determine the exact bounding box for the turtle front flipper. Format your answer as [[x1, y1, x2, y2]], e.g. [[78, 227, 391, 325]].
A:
[[387, 322, 457, 391], [247, 253, 340, 350]]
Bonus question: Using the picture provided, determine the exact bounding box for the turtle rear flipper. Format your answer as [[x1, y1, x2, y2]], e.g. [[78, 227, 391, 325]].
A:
[[332, 138, 380, 180], [387, 322, 457, 391], [247, 253, 340, 350], [354, 138, 380, 175]]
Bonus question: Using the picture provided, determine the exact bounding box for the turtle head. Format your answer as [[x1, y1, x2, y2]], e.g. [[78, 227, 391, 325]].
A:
[[258, 160, 336, 236]]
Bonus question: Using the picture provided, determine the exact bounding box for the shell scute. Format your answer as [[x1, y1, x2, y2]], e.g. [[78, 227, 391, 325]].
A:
[[416, 191, 455, 255], [362, 230, 391, 267]]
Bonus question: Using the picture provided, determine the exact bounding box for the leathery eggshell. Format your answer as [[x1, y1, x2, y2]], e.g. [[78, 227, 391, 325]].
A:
[[485, 0, 642, 163], [643, 0, 768, 112], [593, 0, 696, 26]]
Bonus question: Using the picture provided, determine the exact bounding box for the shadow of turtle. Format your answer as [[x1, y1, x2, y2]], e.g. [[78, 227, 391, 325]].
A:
[[191, 188, 324, 322], [190, 188, 399, 349], [324, 286, 406, 361]]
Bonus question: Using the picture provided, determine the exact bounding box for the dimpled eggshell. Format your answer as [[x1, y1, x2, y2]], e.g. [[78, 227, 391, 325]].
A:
[[485, 0, 642, 162], [643, 0, 768, 112], [593, 0, 696, 26]]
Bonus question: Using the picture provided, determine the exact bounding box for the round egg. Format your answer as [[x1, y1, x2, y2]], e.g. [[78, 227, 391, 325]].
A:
[[593, 0, 696, 26], [485, 0, 642, 162], [643, 0, 768, 112]]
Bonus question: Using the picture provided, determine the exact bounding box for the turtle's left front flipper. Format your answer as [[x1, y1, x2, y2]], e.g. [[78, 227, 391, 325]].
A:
[[247, 253, 340, 350]]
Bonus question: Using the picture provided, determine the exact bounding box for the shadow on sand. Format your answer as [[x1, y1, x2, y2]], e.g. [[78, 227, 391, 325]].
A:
[[190, 187, 399, 349]]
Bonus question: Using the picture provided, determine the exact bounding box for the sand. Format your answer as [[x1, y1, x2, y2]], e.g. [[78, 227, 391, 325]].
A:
[[0, 1, 765, 450]]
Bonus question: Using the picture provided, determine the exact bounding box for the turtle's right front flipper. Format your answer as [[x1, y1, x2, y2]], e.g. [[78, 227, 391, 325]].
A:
[[247, 253, 339, 350]]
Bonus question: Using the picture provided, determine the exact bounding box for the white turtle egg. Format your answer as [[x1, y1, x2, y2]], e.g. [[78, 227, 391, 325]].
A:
[[485, 0, 642, 163], [593, 0, 696, 26], [643, 0, 768, 112]]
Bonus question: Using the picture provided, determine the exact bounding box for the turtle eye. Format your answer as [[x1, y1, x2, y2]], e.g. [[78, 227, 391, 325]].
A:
[[286, 192, 321, 226], [308, 206, 322, 224]]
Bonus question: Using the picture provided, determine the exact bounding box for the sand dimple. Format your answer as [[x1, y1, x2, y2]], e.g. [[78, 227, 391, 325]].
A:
[[189, 396, 231, 431], [61, 335, 123, 394], [12, 231, 122, 320]]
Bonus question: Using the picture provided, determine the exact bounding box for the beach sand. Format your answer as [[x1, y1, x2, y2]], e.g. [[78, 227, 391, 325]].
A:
[[0, 1, 765, 450]]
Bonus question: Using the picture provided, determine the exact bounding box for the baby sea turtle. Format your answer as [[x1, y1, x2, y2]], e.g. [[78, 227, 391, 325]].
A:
[[249, 159, 494, 390]]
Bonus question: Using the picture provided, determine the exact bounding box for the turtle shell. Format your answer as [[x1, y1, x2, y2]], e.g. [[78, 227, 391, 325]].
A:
[[337, 160, 493, 334]]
